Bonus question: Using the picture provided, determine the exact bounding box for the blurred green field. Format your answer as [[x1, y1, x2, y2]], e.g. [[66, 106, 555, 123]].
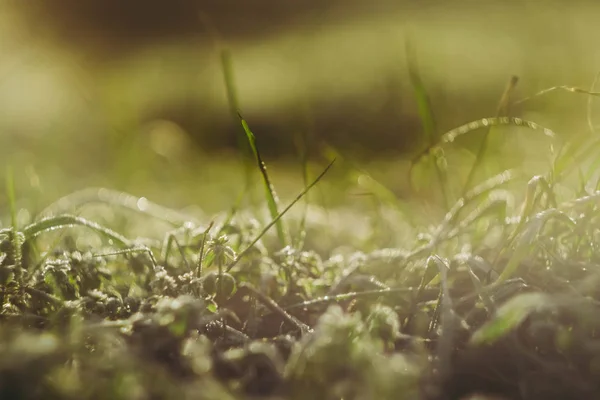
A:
[[2, 1, 599, 216]]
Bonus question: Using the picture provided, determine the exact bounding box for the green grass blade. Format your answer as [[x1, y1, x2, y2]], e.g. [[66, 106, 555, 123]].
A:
[[238, 112, 289, 247], [439, 117, 555, 145], [22, 215, 132, 248], [227, 158, 335, 272]]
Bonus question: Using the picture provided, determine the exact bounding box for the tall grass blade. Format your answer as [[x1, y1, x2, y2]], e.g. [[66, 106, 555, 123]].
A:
[[238, 112, 289, 247], [227, 158, 335, 272], [440, 117, 555, 145]]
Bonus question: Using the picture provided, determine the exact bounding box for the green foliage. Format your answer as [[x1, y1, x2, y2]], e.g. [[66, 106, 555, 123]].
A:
[[6, 74, 600, 399]]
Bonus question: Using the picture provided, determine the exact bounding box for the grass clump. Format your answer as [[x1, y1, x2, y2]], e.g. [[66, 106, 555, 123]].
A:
[[5, 71, 600, 400]]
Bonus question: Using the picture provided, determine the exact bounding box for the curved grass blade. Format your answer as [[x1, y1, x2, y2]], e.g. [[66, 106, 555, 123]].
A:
[[440, 117, 555, 145], [37, 187, 198, 226], [22, 215, 132, 248], [239, 112, 289, 247]]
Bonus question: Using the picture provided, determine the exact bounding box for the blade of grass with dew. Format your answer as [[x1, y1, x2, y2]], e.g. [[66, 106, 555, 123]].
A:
[[405, 38, 449, 209], [513, 84, 600, 106], [22, 215, 132, 248], [411, 117, 556, 176], [439, 117, 556, 146], [37, 187, 199, 226], [238, 112, 289, 247], [226, 158, 335, 273], [462, 75, 519, 195]]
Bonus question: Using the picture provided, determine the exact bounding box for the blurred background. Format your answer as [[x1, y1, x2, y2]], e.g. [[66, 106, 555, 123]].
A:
[[0, 0, 598, 216]]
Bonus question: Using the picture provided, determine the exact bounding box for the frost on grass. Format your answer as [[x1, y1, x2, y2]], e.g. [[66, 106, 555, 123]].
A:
[[285, 305, 423, 400]]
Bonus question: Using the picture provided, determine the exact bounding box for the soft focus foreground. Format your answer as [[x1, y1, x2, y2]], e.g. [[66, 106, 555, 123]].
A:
[[2, 1, 600, 399]]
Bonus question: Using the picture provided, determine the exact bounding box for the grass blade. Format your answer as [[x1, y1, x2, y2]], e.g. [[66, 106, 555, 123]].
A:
[[440, 117, 555, 145], [226, 158, 335, 272], [238, 112, 289, 247], [22, 215, 132, 248]]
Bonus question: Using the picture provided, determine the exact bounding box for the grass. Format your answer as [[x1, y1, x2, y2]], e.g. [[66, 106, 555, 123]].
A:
[[4, 67, 600, 400]]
